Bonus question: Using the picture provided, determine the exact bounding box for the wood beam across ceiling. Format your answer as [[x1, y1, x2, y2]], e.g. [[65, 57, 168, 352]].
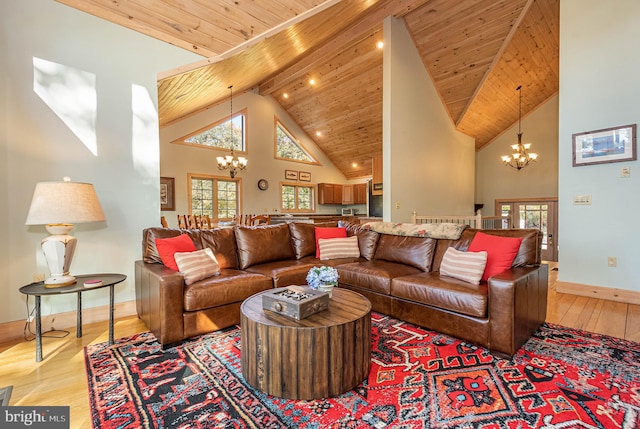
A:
[[259, 0, 430, 97]]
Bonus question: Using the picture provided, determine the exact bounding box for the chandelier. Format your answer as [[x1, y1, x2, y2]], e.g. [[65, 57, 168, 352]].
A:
[[216, 85, 247, 178], [501, 85, 538, 170]]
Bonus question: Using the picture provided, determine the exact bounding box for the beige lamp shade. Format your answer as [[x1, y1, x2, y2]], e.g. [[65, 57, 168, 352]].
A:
[[25, 180, 105, 287], [25, 181, 105, 225]]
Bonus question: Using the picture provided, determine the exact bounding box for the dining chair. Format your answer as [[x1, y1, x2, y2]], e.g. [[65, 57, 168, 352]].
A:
[[177, 215, 188, 229], [248, 214, 270, 226], [200, 215, 212, 229]]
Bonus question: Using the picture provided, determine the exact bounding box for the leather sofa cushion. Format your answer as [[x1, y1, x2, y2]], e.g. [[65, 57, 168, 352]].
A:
[[373, 234, 436, 271], [391, 272, 488, 318], [299, 255, 363, 266], [432, 228, 542, 272], [200, 227, 240, 270], [244, 260, 317, 288], [290, 221, 380, 261], [356, 230, 380, 261], [235, 224, 295, 269], [339, 221, 380, 260], [509, 229, 542, 267], [337, 260, 422, 295], [288, 222, 316, 259], [183, 269, 272, 312], [142, 228, 203, 264]]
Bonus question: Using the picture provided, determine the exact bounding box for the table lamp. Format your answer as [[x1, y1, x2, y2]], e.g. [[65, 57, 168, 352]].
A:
[[25, 178, 105, 288]]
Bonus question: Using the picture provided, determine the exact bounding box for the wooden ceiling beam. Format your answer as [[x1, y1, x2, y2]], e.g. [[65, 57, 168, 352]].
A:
[[455, 0, 535, 127], [259, 0, 429, 96]]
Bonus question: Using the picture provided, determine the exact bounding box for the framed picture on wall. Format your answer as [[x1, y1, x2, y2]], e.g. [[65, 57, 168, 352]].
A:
[[285, 170, 299, 180], [298, 171, 311, 182], [160, 177, 175, 211], [572, 124, 637, 166]]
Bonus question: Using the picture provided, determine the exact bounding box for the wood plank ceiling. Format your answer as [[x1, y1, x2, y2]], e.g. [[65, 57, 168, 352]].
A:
[[57, 0, 559, 180]]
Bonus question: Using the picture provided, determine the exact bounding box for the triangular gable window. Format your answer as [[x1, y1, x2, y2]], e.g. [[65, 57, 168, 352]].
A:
[[177, 111, 246, 152], [275, 120, 317, 164]]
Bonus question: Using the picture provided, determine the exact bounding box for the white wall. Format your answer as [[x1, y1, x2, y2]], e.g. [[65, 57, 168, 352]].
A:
[[0, 0, 200, 324], [160, 90, 364, 226], [383, 17, 476, 222], [559, 0, 640, 291], [476, 95, 559, 216]]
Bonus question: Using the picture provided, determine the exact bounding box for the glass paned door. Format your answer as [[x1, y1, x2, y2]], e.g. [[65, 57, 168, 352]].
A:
[[519, 203, 548, 252], [496, 199, 558, 262]]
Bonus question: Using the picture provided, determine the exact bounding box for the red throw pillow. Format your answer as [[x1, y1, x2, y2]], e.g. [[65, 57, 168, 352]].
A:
[[155, 234, 197, 271], [314, 227, 347, 258], [468, 232, 523, 281]]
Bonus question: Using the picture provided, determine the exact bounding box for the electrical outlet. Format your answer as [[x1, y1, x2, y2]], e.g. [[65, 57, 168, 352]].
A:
[[621, 166, 631, 178], [395, 202, 400, 209], [607, 256, 617, 267]]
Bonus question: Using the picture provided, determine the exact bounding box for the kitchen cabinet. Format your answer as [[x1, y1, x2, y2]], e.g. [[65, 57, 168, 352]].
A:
[[353, 183, 367, 204], [319, 182, 366, 205], [342, 184, 353, 205], [318, 183, 343, 204]]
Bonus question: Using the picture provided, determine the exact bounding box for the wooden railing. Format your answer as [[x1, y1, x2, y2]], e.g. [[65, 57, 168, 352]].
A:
[[411, 211, 510, 229]]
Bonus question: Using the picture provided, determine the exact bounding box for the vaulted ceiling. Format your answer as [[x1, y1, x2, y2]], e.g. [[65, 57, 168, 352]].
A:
[[57, 0, 559, 180]]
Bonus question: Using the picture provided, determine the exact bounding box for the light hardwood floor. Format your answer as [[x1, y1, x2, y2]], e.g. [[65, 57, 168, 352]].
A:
[[1, 263, 639, 429]]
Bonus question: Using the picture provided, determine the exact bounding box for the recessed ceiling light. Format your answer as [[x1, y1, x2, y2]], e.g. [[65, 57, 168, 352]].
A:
[[377, 41, 384, 49], [316, 131, 322, 137], [352, 162, 358, 168], [283, 93, 289, 99], [309, 78, 316, 85]]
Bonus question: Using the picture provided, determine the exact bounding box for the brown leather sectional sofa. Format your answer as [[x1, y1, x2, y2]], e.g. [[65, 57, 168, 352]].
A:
[[135, 222, 548, 357]]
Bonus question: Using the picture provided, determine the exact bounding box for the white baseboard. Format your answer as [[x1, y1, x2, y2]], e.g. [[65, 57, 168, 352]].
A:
[[556, 281, 640, 305], [0, 300, 137, 344]]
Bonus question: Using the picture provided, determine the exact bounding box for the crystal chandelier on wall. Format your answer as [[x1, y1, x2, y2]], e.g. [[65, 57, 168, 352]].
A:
[[216, 85, 247, 178], [501, 85, 538, 170]]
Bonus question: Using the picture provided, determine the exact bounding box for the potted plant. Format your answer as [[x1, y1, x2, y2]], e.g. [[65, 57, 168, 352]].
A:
[[306, 266, 339, 298]]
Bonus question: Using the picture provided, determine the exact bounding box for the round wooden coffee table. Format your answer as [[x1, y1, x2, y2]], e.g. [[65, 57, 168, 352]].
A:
[[240, 287, 371, 399]]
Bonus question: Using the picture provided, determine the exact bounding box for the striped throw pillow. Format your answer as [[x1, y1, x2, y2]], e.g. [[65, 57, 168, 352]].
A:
[[318, 236, 360, 260], [174, 248, 221, 285], [439, 247, 488, 285]]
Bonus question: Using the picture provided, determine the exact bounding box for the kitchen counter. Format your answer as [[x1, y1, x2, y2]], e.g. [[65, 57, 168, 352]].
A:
[[269, 214, 381, 225]]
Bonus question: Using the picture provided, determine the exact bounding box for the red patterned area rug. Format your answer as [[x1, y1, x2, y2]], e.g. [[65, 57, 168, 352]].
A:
[[85, 313, 640, 428]]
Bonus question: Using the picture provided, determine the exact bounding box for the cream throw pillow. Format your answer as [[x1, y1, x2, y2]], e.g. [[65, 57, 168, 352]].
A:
[[174, 248, 221, 285], [318, 236, 360, 260], [440, 247, 488, 285]]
